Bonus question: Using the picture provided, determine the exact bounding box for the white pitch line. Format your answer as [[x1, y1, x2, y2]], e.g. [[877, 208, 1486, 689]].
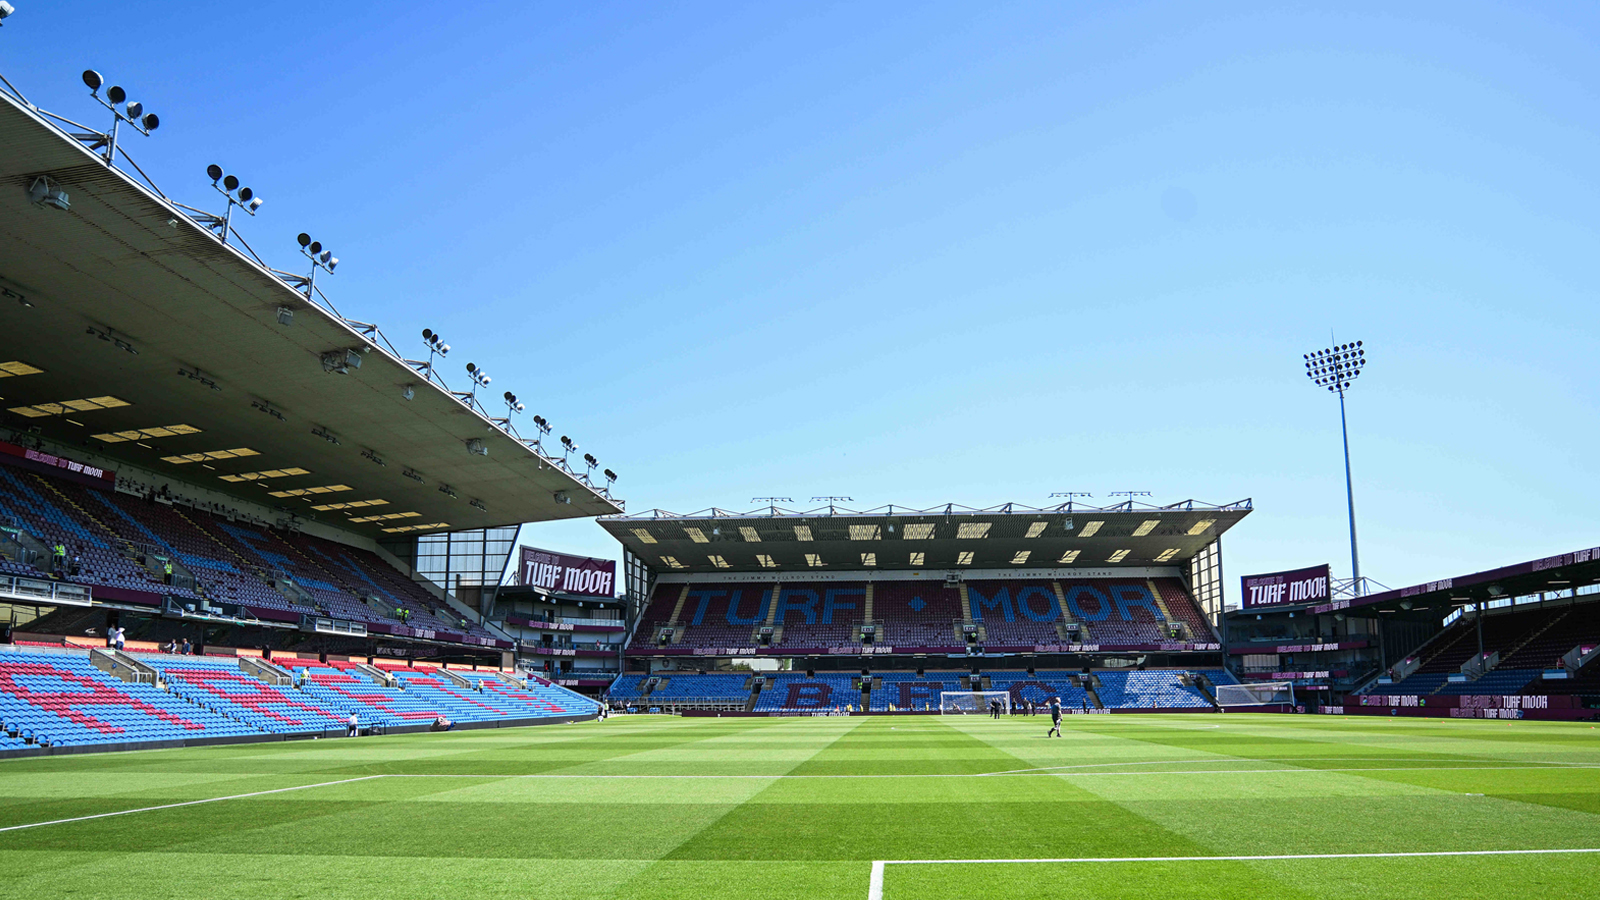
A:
[[866, 848, 1600, 900], [0, 775, 386, 834], [371, 763, 1596, 780]]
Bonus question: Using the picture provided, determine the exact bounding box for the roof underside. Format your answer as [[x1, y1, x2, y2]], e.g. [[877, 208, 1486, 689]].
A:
[[0, 91, 619, 535], [601, 502, 1250, 574]]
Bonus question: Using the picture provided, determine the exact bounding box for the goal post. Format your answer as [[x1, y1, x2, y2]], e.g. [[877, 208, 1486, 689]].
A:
[[1213, 681, 1295, 707], [940, 691, 1011, 714]]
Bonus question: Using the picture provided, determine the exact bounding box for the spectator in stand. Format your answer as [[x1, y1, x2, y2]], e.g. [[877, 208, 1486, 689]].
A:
[[180, 637, 191, 655], [110, 626, 125, 651], [52, 543, 66, 574], [163, 560, 174, 585]]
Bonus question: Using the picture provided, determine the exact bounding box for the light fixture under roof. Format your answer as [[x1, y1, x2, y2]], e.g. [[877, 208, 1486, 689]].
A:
[[805, 553, 826, 567], [310, 499, 387, 511], [1078, 521, 1104, 538], [1155, 548, 1180, 562], [956, 551, 974, 566], [268, 484, 351, 498], [756, 554, 776, 568], [739, 527, 760, 542], [251, 398, 285, 421], [1107, 549, 1130, 563], [381, 522, 449, 534], [849, 525, 881, 541], [1058, 550, 1081, 564], [469, 499, 487, 512], [361, 449, 385, 466], [0, 360, 43, 378], [402, 468, 424, 484], [311, 426, 340, 445], [708, 555, 729, 568], [903, 523, 935, 540], [350, 511, 421, 523], [438, 483, 458, 499], [93, 423, 200, 443], [9, 395, 129, 418], [660, 556, 685, 569], [685, 527, 709, 543], [218, 467, 310, 482], [630, 528, 657, 544], [1024, 521, 1047, 538], [1132, 520, 1160, 537], [956, 522, 991, 539], [1187, 519, 1216, 536], [908, 552, 925, 566], [161, 447, 258, 464], [860, 552, 877, 567], [1011, 551, 1031, 564]]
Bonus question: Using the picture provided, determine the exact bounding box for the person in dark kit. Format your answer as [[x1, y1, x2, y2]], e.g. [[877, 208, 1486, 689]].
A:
[[1047, 696, 1063, 738], [180, 637, 191, 655], [989, 699, 1001, 719]]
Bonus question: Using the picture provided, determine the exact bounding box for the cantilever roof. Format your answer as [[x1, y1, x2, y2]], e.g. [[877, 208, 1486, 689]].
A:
[[600, 499, 1251, 574], [0, 88, 619, 534]]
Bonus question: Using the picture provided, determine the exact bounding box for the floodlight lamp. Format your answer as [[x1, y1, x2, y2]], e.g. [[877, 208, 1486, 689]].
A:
[[603, 469, 617, 483], [297, 233, 311, 248], [319, 249, 331, 264], [583, 453, 597, 468], [237, 186, 252, 202], [141, 113, 159, 131], [107, 85, 125, 105], [503, 391, 514, 402], [560, 436, 574, 449], [246, 197, 262, 212], [125, 100, 143, 119], [308, 241, 321, 254], [82, 69, 103, 92], [275, 306, 293, 326], [207, 164, 223, 181]]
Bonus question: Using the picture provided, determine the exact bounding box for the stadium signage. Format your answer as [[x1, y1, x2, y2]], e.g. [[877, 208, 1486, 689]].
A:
[[0, 440, 117, 488], [518, 546, 616, 598], [1240, 564, 1330, 608]]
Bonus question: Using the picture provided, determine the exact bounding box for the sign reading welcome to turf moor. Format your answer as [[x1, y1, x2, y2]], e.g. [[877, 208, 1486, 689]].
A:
[[1241, 564, 1331, 608], [518, 545, 616, 598]]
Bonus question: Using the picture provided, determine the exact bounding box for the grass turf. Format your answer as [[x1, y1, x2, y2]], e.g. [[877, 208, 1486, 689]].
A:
[[1, 713, 1599, 899]]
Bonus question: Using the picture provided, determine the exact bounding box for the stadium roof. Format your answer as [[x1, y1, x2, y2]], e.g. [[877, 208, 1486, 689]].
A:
[[0, 87, 620, 535], [1300, 544, 1600, 622], [600, 499, 1250, 574]]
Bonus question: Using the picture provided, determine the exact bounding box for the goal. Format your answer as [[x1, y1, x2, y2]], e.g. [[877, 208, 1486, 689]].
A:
[[940, 691, 1011, 714], [1213, 681, 1295, 707]]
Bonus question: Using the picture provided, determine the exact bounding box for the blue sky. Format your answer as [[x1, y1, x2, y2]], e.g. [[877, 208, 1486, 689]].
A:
[[7, 2, 1599, 603]]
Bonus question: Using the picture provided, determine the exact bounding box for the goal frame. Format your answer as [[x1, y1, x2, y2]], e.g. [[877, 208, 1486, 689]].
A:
[[1213, 681, 1295, 707], [940, 691, 1011, 714]]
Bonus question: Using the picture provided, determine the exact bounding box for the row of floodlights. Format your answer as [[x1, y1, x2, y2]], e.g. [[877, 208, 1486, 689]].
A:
[[1303, 341, 1366, 393], [207, 165, 262, 213], [296, 233, 338, 271], [82, 70, 159, 133]]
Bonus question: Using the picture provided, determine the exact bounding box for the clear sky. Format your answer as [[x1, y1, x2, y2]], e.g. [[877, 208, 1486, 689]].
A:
[[6, 2, 1599, 604]]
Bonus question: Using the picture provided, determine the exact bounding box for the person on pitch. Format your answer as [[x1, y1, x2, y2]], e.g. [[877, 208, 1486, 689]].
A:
[[1047, 696, 1063, 738]]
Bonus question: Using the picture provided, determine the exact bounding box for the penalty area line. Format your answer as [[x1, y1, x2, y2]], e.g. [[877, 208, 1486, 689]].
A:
[[866, 848, 1600, 900], [0, 775, 387, 834]]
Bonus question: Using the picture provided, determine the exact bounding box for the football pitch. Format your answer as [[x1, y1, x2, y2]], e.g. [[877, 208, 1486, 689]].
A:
[[2, 713, 1599, 900]]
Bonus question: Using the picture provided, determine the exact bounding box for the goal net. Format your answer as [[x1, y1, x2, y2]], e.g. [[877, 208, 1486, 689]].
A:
[[1213, 681, 1294, 707], [940, 691, 1011, 714]]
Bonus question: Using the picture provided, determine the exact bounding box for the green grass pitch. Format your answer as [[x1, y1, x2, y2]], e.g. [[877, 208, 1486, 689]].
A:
[[2, 713, 1599, 899]]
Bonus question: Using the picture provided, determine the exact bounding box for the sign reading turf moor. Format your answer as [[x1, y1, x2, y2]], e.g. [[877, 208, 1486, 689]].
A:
[[1241, 564, 1330, 609], [518, 545, 616, 598]]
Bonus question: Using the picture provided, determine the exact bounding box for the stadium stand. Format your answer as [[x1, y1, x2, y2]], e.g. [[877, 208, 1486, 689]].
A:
[[629, 577, 1214, 653], [0, 642, 596, 754], [868, 671, 958, 711], [1094, 669, 1213, 708], [0, 647, 256, 746], [0, 464, 500, 642], [752, 672, 859, 711], [986, 670, 1092, 710], [1368, 602, 1600, 697]]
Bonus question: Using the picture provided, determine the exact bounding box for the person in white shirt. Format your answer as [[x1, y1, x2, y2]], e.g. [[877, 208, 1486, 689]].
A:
[[111, 627, 125, 651], [346, 712, 359, 737]]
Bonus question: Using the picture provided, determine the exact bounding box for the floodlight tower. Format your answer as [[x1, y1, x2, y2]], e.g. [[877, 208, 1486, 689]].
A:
[[1304, 339, 1368, 595], [80, 70, 160, 164]]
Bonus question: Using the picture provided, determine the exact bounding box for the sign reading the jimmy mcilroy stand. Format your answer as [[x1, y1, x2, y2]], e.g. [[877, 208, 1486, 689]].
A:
[[518, 545, 616, 598], [1241, 564, 1330, 609]]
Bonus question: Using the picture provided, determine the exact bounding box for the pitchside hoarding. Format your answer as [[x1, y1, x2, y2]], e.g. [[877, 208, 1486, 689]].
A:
[[518, 545, 616, 598], [1241, 564, 1331, 609]]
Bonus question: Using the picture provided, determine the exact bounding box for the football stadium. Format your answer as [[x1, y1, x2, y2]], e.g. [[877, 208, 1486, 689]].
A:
[[3, 6, 1600, 900]]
